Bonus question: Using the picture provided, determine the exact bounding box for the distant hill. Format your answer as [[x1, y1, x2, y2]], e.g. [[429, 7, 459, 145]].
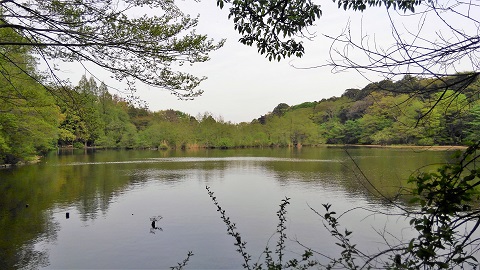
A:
[[254, 73, 479, 146]]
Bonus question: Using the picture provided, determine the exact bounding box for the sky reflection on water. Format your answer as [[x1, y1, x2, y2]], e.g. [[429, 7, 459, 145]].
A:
[[0, 148, 453, 269]]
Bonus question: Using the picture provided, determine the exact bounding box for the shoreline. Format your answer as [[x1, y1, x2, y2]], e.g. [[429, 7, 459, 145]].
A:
[[2, 144, 469, 168], [326, 144, 468, 151], [58, 143, 469, 151]]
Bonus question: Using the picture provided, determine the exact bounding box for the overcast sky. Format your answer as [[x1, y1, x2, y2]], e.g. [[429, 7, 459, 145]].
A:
[[144, 0, 377, 123], [55, 0, 475, 123]]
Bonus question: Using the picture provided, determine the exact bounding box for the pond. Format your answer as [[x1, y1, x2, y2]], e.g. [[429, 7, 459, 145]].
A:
[[0, 146, 458, 269]]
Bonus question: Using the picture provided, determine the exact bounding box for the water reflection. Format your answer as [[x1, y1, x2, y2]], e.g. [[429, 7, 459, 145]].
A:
[[0, 147, 454, 269], [150, 216, 163, 234]]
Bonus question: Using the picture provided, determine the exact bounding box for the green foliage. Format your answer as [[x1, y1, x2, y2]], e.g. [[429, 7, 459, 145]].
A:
[[465, 103, 480, 144], [403, 142, 480, 268], [272, 103, 290, 117], [343, 120, 361, 144], [320, 204, 360, 269], [216, 0, 426, 60], [341, 89, 361, 100], [0, 27, 60, 164], [319, 121, 344, 144], [216, 0, 321, 61], [2, 68, 479, 163], [52, 74, 480, 151], [311, 78, 480, 146], [290, 102, 316, 110], [334, 0, 430, 12], [1, 0, 224, 98], [428, 91, 471, 145]]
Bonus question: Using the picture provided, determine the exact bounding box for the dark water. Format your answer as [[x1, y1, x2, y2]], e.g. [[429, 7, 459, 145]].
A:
[[0, 147, 457, 269]]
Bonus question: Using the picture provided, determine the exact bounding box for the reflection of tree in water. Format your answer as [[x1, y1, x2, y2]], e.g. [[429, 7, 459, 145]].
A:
[[16, 212, 60, 269], [128, 159, 229, 185], [0, 205, 59, 269], [264, 149, 453, 204], [0, 154, 234, 268], [0, 157, 152, 268], [129, 170, 188, 186], [15, 244, 49, 269]]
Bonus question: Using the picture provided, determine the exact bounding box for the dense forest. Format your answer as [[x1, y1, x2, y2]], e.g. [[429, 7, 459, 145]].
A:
[[1, 22, 479, 164], [2, 69, 479, 165]]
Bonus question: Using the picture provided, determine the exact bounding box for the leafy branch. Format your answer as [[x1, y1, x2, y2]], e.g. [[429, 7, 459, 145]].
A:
[[170, 251, 194, 270], [206, 186, 252, 269], [206, 186, 318, 270]]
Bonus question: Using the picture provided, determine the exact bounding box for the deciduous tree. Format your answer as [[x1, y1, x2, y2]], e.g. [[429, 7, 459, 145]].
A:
[[0, 27, 60, 163], [0, 0, 224, 99]]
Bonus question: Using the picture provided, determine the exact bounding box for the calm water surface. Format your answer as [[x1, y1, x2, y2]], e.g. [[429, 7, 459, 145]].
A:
[[0, 147, 457, 269]]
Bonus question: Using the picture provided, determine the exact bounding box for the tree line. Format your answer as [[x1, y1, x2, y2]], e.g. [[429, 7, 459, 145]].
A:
[[62, 73, 478, 151], [2, 60, 479, 165]]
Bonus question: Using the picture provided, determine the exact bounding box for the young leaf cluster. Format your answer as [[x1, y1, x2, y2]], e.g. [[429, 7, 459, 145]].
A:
[[216, 0, 321, 61], [334, 0, 431, 12], [215, 0, 427, 61], [320, 203, 361, 270], [404, 142, 480, 268], [0, 0, 224, 98]]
